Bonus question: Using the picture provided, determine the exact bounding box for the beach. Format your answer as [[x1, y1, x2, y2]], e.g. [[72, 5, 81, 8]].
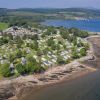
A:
[[0, 35, 100, 100]]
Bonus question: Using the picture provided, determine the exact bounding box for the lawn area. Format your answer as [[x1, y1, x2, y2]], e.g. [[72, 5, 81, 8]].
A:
[[0, 22, 9, 30]]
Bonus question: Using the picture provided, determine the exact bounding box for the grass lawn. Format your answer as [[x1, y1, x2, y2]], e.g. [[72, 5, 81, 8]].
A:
[[0, 22, 9, 30]]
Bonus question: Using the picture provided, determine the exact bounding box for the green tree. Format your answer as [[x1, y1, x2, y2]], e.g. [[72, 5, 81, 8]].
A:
[[0, 63, 14, 77], [9, 54, 16, 63], [80, 48, 87, 56], [83, 43, 89, 50], [57, 56, 66, 65], [16, 50, 23, 58], [16, 64, 26, 75], [69, 28, 89, 38], [72, 46, 79, 59], [47, 37, 55, 46], [33, 40, 39, 51]]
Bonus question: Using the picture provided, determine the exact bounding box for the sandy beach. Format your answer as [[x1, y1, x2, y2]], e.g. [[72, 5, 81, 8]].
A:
[[0, 35, 100, 100]]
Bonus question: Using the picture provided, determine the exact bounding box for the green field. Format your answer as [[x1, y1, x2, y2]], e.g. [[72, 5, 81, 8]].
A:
[[0, 22, 9, 30]]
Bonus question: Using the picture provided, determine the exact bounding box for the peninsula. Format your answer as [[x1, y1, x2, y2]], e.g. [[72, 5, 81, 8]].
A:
[[0, 25, 98, 100]]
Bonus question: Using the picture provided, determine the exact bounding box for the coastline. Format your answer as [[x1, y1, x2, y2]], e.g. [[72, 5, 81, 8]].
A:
[[0, 35, 99, 100], [8, 64, 96, 100]]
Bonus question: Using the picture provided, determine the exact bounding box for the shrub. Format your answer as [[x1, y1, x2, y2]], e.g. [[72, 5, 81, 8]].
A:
[[33, 65, 45, 73], [0, 63, 14, 77], [72, 46, 79, 59], [9, 54, 16, 63], [16, 64, 25, 75], [80, 48, 87, 56], [16, 62, 44, 75], [57, 56, 66, 65], [16, 50, 23, 58]]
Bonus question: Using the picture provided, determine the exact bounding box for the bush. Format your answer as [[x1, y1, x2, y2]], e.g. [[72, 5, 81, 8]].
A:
[[47, 37, 55, 46], [25, 62, 35, 74], [0, 37, 9, 46], [80, 48, 87, 56], [16, 64, 27, 75], [33, 65, 45, 73], [72, 46, 79, 59], [16, 62, 44, 75], [0, 63, 14, 77], [16, 50, 23, 58], [17, 62, 35, 74], [57, 56, 66, 65], [9, 54, 16, 63], [69, 28, 89, 38], [83, 43, 90, 50]]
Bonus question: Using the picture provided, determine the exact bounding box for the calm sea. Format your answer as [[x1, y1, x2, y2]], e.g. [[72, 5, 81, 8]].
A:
[[42, 19, 100, 32]]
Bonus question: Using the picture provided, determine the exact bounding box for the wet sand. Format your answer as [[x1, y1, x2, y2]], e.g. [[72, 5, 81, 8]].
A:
[[83, 36, 100, 68], [21, 36, 100, 100]]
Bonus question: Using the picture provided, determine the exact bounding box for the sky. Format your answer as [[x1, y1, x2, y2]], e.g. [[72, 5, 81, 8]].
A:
[[0, 0, 100, 9]]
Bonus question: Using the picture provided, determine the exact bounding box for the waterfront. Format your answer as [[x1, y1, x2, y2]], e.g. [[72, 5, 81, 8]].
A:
[[42, 19, 100, 32], [22, 70, 100, 100], [21, 36, 100, 100]]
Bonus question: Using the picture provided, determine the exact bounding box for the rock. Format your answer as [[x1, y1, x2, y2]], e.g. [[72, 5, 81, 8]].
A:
[[89, 55, 95, 60], [0, 76, 37, 100], [0, 83, 15, 100]]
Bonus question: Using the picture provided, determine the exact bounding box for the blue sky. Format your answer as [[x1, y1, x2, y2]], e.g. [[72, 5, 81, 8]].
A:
[[0, 0, 100, 9]]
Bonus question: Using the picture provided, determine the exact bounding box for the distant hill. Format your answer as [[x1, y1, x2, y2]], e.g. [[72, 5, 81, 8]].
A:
[[0, 8, 100, 16], [0, 8, 100, 27]]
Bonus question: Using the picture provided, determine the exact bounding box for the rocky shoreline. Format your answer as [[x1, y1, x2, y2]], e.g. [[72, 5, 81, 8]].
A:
[[0, 35, 99, 100], [1, 63, 96, 100]]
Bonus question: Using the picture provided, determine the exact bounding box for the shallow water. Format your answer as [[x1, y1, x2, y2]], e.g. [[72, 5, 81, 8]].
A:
[[42, 19, 100, 32], [23, 70, 100, 100]]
